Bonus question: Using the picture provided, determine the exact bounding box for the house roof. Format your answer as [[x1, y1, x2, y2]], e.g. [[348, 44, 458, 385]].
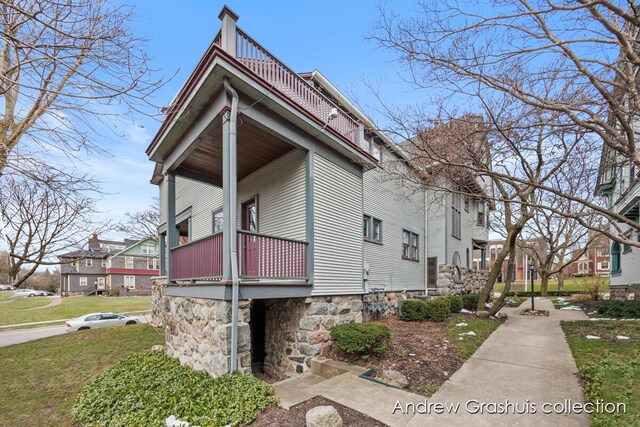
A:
[[58, 236, 144, 259]]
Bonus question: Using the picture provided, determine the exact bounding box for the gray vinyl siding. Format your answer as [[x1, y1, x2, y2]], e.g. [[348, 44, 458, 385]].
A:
[[363, 149, 425, 291], [312, 153, 364, 295], [610, 222, 640, 287], [426, 179, 482, 270], [159, 149, 306, 242]]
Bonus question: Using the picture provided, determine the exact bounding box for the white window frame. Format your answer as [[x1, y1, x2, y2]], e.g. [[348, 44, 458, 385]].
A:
[[125, 256, 134, 269], [85, 258, 92, 267], [147, 258, 158, 270], [141, 245, 153, 255], [363, 214, 382, 243], [101, 259, 107, 267], [452, 191, 462, 239], [124, 275, 136, 289], [79, 277, 88, 287], [97, 277, 105, 287], [402, 229, 419, 261]]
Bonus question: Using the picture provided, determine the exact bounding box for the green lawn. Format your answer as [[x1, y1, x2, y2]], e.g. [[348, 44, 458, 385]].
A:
[[0, 324, 163, 427], [0, 295, 151, 329], [494, 276, 610, 293], [447, 314, 501, 360], [561, 321, 640, 427]]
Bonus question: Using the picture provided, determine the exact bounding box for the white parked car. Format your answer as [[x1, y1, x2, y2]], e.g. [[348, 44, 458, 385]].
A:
[[65, 312, 140, 332], [13, 289, 39, 297], [0, 284, 15, 291]]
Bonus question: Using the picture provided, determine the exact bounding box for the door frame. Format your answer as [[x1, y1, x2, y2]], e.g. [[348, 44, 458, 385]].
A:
[[241, 195, 259, 232], [427, 256, 438, 288]]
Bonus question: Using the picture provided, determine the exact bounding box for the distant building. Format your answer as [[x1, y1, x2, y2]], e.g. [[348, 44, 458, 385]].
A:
[[568, 231, 610, 278], [58, 234, 159, 295], [485, 238, 547, 283]]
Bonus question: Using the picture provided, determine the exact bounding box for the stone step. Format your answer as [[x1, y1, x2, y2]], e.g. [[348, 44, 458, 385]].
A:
[[273, 372, 328, 409]]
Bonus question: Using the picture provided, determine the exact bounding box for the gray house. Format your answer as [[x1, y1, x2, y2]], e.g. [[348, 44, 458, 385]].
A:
[[149, 7, 490, 381], [59, 235, 159, 295]]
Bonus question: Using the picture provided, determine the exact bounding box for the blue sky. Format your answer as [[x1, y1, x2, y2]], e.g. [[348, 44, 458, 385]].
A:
[[91, 1, 424, 238]]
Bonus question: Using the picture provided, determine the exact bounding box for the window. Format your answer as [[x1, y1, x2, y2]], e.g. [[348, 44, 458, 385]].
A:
[[124, 276, 136, 289], [477, 202, 485, 227], [125, 256, 134, 269], [578, 262, 588, 271], [402, 230, 419, 261], [363, 215, 382, 243], [85, 258, 92, 267], [464, 198, 470, 212], [452, 191, 462, 239], [623, 231, 633, 253], [79, 277, 88, 287], [611, 242, 621, 274], [371, 143, 381, 161], [72, 260, 79, 272], [84, 314, 100, 321], [101, 259, 107, 267], [212, 209, 224, 233], [141, 245, 154, 255], [600, 262, 609, 270], [147, 258, 158, 270], [97, 277, 105, 287]]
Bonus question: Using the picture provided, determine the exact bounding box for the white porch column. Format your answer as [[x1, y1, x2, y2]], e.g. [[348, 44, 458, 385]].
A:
[[166, 173, 178, 283]]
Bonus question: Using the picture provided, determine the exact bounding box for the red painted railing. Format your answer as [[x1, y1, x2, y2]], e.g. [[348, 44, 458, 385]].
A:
[[170, 231, 307, 281], [216, 28, 359, 146], [238, 231, 307, 279], [171, 233, 223, 281]]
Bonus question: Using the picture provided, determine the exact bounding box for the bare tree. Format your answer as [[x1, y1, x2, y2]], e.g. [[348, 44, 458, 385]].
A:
[[114, 197, 160, 241], [0, 168, 106, 287], [370, 0, 640, 246], [0, 0, 164, 176]]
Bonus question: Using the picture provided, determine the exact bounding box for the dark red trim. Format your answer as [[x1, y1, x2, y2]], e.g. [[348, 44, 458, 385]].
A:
[[106, 268, 159, 275]]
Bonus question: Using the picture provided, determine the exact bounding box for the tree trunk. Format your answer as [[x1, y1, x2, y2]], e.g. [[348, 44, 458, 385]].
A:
[[557, 271, 565, 292], [540, 273, 549, 297], [489, 246, 517, 316]]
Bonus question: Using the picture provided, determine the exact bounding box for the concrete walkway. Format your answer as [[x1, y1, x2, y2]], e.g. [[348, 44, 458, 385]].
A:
[[275, 299, 590, 427]]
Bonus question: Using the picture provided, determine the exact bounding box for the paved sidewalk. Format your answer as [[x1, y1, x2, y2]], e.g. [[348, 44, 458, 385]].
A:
[[405, 298, 589, 426], [276, 299, 590, 426]]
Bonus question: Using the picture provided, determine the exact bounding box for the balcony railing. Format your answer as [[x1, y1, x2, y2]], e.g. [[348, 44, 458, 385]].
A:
[[170, 231, 307, 282], [213, 28, 361, 148]]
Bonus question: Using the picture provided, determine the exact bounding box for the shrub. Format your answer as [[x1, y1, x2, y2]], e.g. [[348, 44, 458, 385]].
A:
[[72, 351, 276, 427], [424, 298, 451, 322], [445, 295, 463, 313], [462, 293, 480, 311], [330, 323, 392, 355], [592, 300, 640, 319], [401, 299, 428, 321]]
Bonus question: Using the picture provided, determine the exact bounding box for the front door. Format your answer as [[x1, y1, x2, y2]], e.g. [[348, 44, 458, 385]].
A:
[[241, 197, 258, 276], [427, 257, 437, 288], [97, 277, 106, 290]]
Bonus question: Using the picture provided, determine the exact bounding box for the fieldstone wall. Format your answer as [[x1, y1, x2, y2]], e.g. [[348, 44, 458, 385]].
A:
[[363, 290, 424, 319], [610, 286, 637, 301], [150, 278, 167, 328], [263, 295, 364, 380], [436, 264, 488, 296], [164, 296, 252, 377]]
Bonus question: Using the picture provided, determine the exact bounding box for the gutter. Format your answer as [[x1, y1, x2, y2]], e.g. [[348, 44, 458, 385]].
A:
[[223, 77, 241, 373]]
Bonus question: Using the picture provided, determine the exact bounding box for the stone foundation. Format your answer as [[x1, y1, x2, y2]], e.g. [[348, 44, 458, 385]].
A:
[[163, 296, 252, 377], [363, 290, 424, 319], [263, 295, 364, 380], [610, 286, 637, 301], [436, 264, 488, 295], [150, 278, 167, 328]]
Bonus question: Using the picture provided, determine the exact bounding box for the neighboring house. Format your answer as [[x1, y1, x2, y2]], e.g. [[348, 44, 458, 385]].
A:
[[568, 231, 610, 278], [148, 7, 491, 380], [596, 128, 638, 298], [58, 234, 159, 295], [485, 238, 547, 284]]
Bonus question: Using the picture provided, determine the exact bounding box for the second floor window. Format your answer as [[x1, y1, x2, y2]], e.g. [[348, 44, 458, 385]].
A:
[[452, 191, 462, 239], [148, 258, 158, 270], [125, 256, 134, 269], [363, 215, 382, 243], [101, 259, 107, 267], [85, 258, 92, 267], [477, 202, 486, 227], [402, 230, 419, 261]]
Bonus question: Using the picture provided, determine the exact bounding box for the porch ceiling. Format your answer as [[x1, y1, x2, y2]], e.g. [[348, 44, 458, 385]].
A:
[[178, 118, 295, 184]]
